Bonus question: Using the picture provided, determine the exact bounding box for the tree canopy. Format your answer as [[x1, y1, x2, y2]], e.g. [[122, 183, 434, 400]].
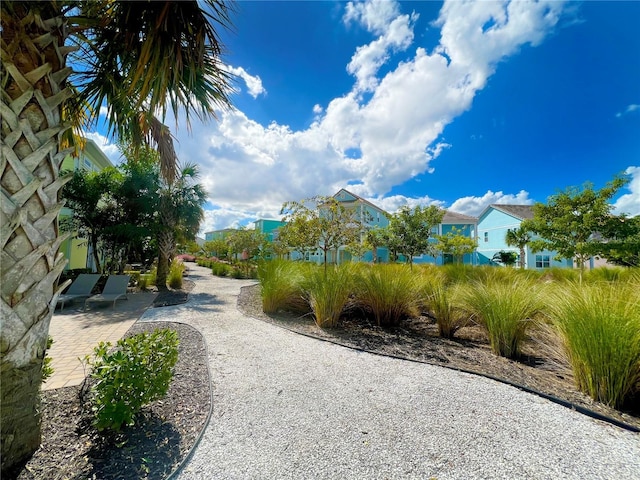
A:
[[522, 175, 630, 276], [384, 205, 445, 267]]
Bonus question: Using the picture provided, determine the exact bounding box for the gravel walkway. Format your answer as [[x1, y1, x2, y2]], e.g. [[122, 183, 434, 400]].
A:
[[139, 265, 640, 480]]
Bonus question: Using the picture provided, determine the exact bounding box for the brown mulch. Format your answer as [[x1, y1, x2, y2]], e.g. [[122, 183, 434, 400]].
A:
[[15, 278, 640, 480], [238, 284, 640, 432]]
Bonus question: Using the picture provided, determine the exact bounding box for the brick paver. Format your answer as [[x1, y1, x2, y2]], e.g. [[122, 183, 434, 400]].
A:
[[43, 291, 158, 390]]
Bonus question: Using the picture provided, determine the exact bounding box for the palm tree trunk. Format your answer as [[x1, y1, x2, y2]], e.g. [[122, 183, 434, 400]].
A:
[[156, 229, 173, 290], [1, 3, 74, 474]]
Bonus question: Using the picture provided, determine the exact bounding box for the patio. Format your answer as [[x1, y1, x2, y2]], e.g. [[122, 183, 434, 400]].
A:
[[44, 291, 158, 390]]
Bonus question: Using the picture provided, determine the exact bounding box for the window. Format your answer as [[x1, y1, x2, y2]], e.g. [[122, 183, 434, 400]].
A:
[[83, 158, 92, 170], [484, 232, 488, 243], [535, 255, 550, 268]]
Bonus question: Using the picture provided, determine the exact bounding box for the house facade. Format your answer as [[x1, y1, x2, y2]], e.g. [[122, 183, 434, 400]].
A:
[[412, 210, 478, 265], [59, 139, 113, 271], [476, 204, 573, 269]]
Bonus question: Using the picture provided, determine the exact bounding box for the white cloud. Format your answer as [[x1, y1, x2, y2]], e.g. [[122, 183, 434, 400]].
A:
[[226, 65, 266, 98], [83, 131, 121, 165], [616, 104, 640, 118], [98, 0, 568, 229], [448, 190, 534, 217], [613, 166, 640, 217]]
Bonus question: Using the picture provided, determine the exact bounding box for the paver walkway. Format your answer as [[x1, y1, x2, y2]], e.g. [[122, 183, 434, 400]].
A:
[[138, 264, 640, 480], [45, 291, 157, 390]]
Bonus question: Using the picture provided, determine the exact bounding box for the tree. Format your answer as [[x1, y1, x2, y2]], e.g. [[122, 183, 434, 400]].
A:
[[281, 196, 368, 272], [203, 238, 231, 260], [385, 205, 445, 268], [226, 228, 265, 261], [155, 164, 206, 289], [365, 227, 386, 263], [1, 1, 233, 472], [505, 226, 531, 269], [434, 226, 478, 264], [492, 251, 519, 267], [60, 167, 123, 273], [599, 215, 640, 267], [522, 175, 629, 280]]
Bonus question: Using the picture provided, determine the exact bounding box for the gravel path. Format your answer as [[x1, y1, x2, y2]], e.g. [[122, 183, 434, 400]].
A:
[[139, 265, 640, 480]]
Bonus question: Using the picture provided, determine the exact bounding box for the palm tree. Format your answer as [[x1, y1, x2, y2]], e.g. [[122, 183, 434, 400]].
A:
[[1, 1, 233, 473], [505, 226, 531, 269], [155, 164, 206, 289]]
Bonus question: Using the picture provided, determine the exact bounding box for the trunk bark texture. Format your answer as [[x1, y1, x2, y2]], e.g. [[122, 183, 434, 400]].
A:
[[1, 3, 73, 475]]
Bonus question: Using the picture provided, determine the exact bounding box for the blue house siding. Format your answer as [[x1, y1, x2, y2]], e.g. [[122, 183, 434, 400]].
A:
[[477, 205, 573, 270]]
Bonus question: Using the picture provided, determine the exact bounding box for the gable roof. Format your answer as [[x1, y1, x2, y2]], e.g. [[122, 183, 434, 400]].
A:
[[442, 210, 477, 224], [333, 188, 388, 215], [487, 204, 534, 221]]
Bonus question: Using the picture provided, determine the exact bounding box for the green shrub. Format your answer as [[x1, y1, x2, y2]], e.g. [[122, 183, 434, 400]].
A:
[[549, 282, 640, 409], [85, 329, 179, 432], [211, 262, 230, 277], [168, 259, 185, 289], [354, 264, 420, 327], [460, 277, 543, 359], [258, 260, 308, 314], [303, 264, 354, 328]]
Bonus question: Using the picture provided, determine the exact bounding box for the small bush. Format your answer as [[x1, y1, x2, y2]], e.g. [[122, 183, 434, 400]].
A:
[[85, 329, 179, 432], [175, 254, 196, 262], [211, 262, 231, 277]]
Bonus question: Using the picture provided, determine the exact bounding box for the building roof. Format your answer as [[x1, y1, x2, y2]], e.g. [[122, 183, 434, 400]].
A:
[[489, 204, 534, 220], [442, 210, 477, 224], [333, 188, 388, 215]]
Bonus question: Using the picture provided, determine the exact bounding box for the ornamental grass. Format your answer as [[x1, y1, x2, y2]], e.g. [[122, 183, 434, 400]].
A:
[[354, 264, 420, 327], [459, 276, 544, 359], [257, 259, 308, 314], [548, 281, 640, 409], [302, 264, 355, 328]]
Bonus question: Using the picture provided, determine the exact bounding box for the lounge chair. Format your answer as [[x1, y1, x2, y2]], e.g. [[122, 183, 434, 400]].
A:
[[84, 275, 130, 310], [56, 274, 101, 310]]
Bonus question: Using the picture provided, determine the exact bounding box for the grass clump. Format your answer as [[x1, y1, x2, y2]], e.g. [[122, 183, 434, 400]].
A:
[[460, 277, 543, 359], [421, 280, 467, 339], [354, 264, 419, 327], [549, 282, 640, 409], [258, 260, 308, 314], [168, 258, 185, 289], [303, 264, 354, 328]]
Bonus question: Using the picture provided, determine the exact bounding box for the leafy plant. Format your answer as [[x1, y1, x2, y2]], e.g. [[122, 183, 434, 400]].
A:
[[85, 329, 179, 432], [548, 282, 640, 409], [460, 277, 543, 358], [41, 336, 54, 382]]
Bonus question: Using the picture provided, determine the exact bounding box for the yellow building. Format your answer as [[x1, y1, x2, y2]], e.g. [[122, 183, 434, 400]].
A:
[[59, 139, 114, 271]]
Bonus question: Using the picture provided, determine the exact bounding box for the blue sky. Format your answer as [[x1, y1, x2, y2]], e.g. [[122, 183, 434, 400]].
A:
[[89, 0, 640, 233]]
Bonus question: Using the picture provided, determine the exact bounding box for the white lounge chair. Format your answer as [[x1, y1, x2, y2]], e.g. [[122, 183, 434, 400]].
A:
[[84, 275, 130, 310], [56, 274, 101, 310]]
